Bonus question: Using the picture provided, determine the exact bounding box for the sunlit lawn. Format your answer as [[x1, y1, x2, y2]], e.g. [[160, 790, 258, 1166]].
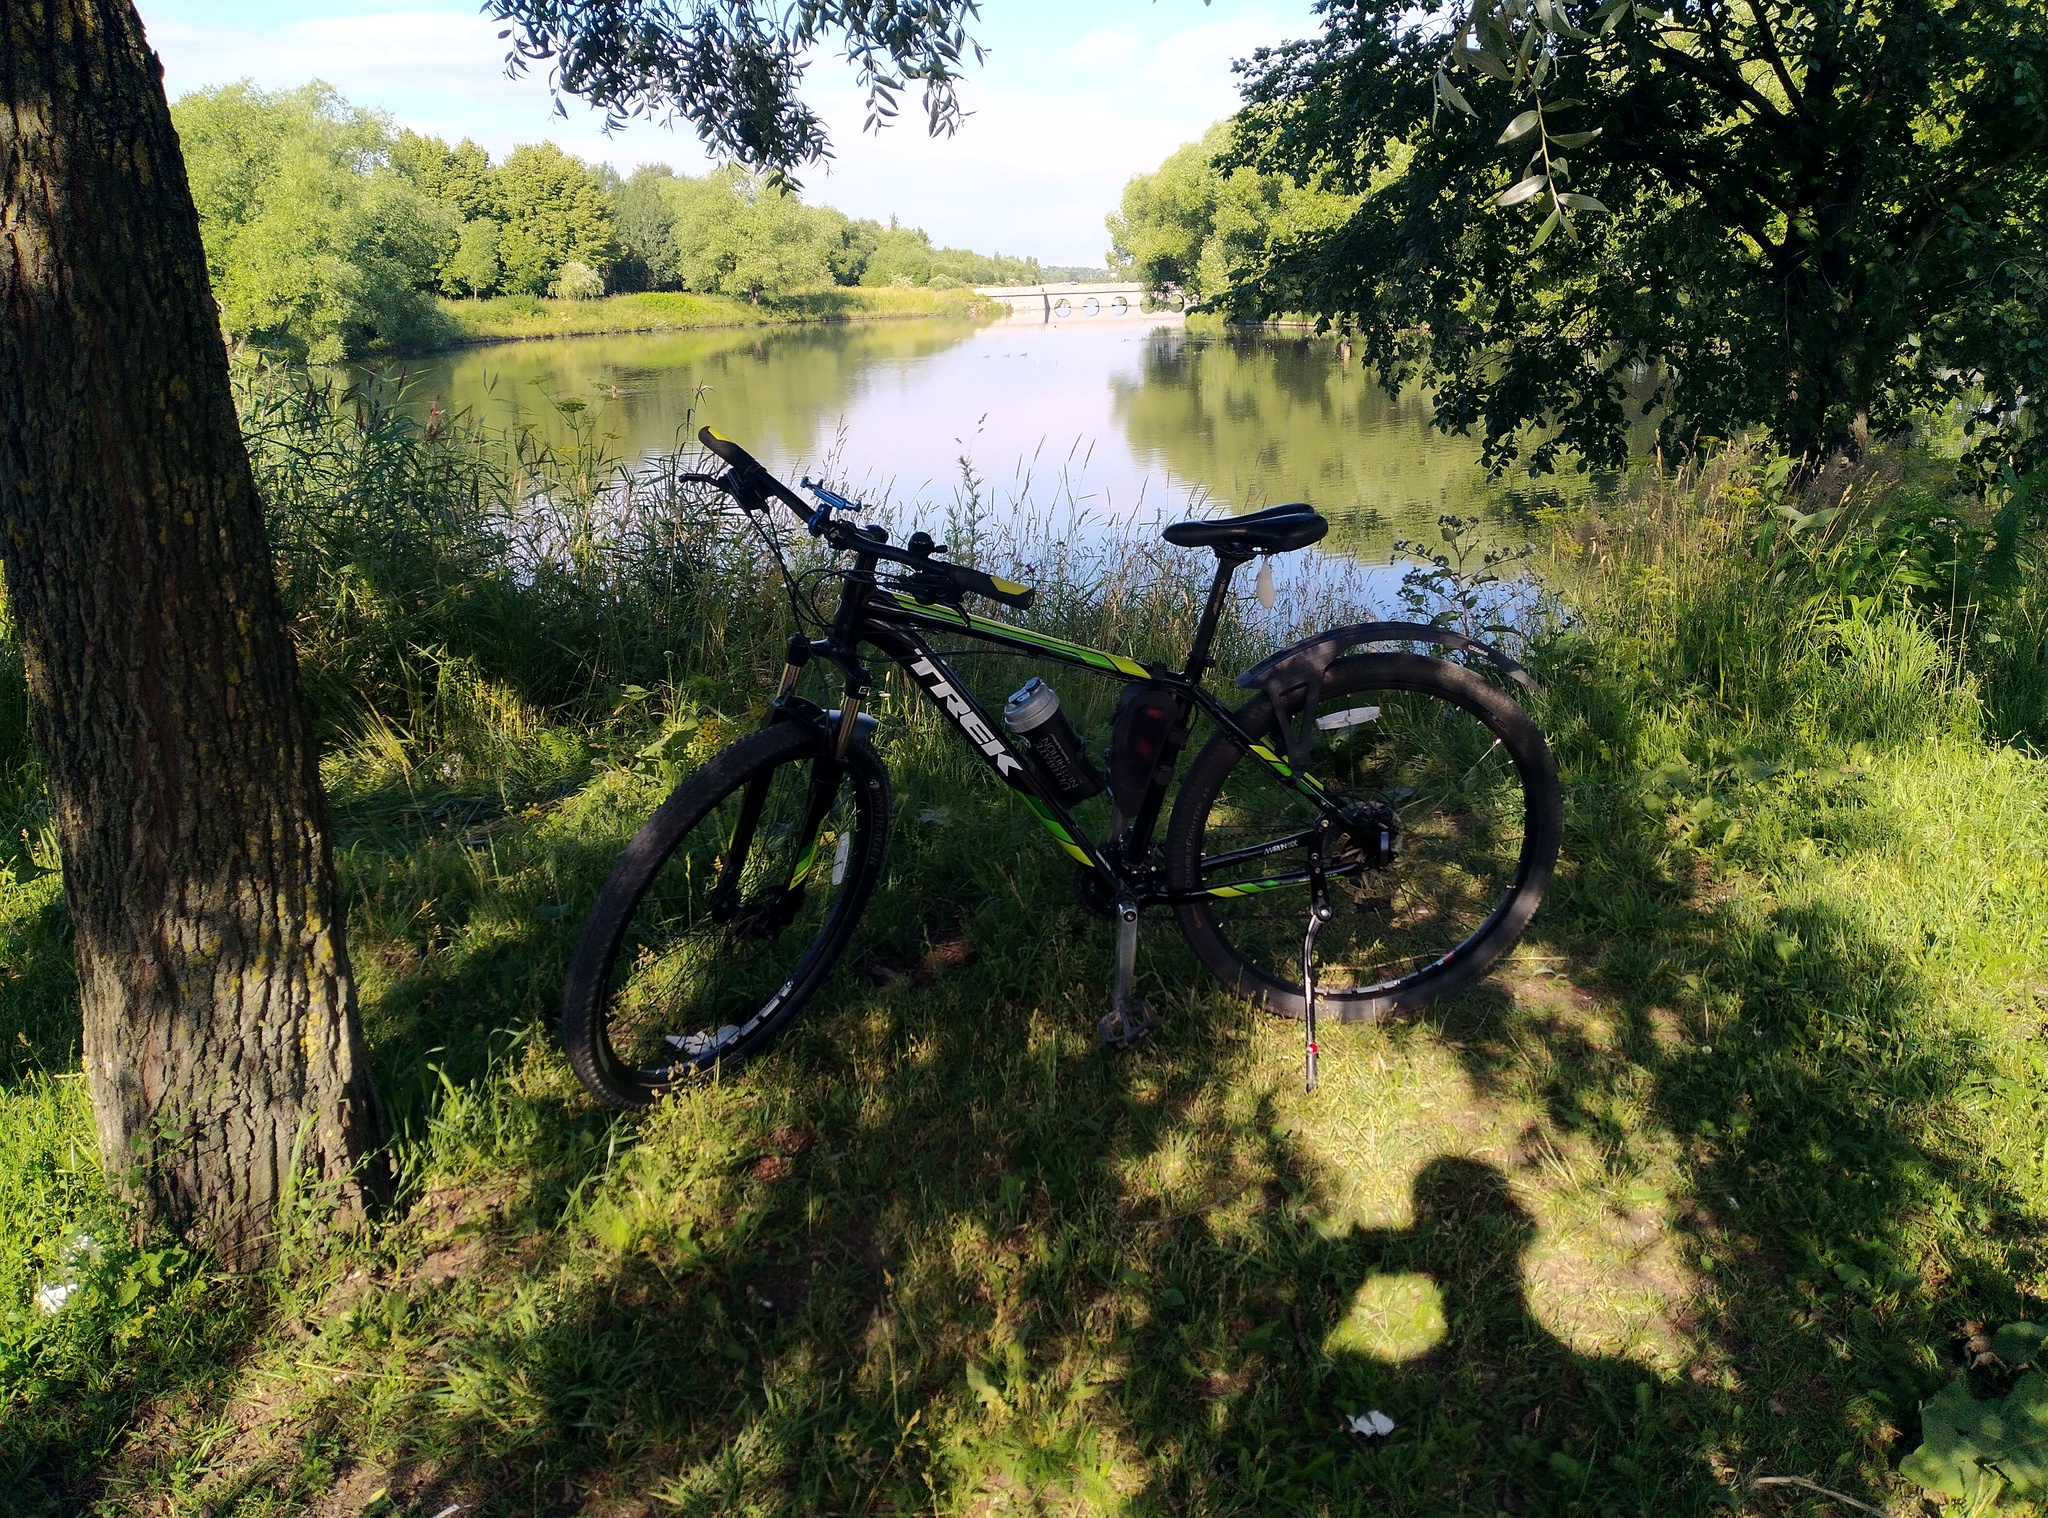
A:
[[4, 631, 2047, 1514], [6, 449, 2048, 1514]]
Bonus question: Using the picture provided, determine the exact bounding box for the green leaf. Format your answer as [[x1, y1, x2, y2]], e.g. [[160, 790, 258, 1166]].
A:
[[1994, 1371, 2048, 1493], [1996, 1323, 2048, 1366], [1241, 1319, 1285, 1352], [1499, 109, 1543, 144], [1557, 192, 1610, 213], [965, 1361, 1006, 1408], [1498, 175, 1549, 207], [1461, 44, 1512, 81], [1907, 1376, 1996, 1497], [1436, 67, 1476, 117], [1531, 207, 1563, 248], [1550, 7, 1592, 39], [1550, 128, 1604, 149], [115, 1278, 141, 1308]]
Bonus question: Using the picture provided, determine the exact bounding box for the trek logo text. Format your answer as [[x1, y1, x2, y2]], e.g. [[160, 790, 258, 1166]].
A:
[[909, 657, 1025, 779]]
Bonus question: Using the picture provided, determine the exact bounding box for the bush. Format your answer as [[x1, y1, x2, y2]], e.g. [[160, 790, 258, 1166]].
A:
[[547, 260, 605, 301], [173, 83, 455, 361]]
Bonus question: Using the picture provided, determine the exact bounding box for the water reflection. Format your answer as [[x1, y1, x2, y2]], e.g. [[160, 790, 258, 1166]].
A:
[[375, 316, 1581, 564]]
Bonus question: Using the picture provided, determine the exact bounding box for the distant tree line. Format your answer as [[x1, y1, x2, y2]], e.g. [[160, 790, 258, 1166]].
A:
[[170, 80, 1076, 363], [1107, 121, 1359, 312]]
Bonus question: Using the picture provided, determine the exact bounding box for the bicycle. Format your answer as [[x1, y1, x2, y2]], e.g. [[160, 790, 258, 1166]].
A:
[[560, 428, 1562, 1110]]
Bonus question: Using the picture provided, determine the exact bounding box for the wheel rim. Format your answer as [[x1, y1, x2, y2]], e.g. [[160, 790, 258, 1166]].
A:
[[1194, 679, 1538, 1002], [602, 755, 866, 1082]]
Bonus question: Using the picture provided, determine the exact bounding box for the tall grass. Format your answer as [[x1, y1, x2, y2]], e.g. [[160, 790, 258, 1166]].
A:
[[4, 389, 2048, 1512]]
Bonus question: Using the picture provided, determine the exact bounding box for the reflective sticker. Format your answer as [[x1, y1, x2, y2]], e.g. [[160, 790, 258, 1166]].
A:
[[1317, 705, 1382, 731], [831, 831, 852, 885], [1206, 878, 1299, 898]]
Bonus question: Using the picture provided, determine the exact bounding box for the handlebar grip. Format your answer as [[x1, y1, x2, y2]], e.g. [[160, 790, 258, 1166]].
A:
[[947, 563, 1036, 611], [698, 426, 809, 516]]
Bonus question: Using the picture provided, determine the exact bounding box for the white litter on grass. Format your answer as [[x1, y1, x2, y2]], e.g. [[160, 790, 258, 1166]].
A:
[[34, 1232, 100, 1315], [1344, 1410, 1397, 1438]]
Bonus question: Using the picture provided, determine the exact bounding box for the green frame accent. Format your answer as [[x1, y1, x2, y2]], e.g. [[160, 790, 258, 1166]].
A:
[[883, 595, 1152, 679], [865, 597, 1347, 907]]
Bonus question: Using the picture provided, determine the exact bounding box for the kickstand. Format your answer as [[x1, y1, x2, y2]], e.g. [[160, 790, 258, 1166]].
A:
[[1302, 823, 1335, 1093], [1099, 899, 1157, 1050]]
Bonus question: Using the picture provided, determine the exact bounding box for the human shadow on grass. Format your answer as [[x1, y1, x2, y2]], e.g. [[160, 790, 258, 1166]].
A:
[[1431, 745, 2041, 1511], [91, 808, 1768, 1518], [418, 801, 2026, 1516], [53, 717, 2030, 1514]]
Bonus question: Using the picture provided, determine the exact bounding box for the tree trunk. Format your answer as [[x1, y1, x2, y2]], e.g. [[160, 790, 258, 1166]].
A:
[[0, 0, 387, 1264]]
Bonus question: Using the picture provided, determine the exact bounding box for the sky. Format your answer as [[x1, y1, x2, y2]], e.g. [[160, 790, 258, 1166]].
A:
[[135, 0, 1325, 268]]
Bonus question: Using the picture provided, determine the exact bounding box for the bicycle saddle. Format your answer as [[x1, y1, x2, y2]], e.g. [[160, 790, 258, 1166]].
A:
[[1162, 503, 1328, 555]]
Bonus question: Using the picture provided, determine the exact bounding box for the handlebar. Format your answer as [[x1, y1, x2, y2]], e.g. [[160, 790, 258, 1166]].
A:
[[693, 425, 1036, 612], [697, 426, 811, 518]]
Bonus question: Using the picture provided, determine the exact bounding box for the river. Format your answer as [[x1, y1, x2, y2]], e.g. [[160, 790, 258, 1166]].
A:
[[380, 311, 1598, 574]]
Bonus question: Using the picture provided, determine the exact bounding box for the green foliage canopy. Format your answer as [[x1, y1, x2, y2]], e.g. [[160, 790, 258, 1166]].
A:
[[1107, 121, 1360, 308], [1236, 0, 2048, 477], [611, 167, 1044, 298], [175, 75, 1051, 351], [493, 142, 619, 295], [173, 83, 455, 362], [480, 0, 986, 174]]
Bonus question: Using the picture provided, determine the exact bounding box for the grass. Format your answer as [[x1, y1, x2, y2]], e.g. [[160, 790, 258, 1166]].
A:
[[2, 394, 2048, 1513], [426, 287, 997, 351]]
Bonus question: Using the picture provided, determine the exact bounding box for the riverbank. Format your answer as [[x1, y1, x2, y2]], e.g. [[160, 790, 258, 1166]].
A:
[[3, 388, 2047, 1512], [420, 285, 996, 351]]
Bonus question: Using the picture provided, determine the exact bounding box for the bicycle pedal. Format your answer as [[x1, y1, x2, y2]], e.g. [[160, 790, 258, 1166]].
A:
[[1098, 1000, 1156, 1051]]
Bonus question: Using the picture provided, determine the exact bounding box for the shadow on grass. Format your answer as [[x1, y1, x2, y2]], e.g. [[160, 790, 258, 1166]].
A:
[[0, 881, 78, 1085], [32, 706, 2045, 1516]]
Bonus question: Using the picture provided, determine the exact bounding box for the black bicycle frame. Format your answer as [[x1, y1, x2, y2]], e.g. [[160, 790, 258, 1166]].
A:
[[776, 547, 1353, 911]]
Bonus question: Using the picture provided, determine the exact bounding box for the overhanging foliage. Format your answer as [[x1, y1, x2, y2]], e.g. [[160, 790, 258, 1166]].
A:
[[1235, 0, 2048, 478]]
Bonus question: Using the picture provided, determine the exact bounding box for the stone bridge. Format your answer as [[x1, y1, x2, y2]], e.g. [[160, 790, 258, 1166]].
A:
[[971, 281, 1181, 321]]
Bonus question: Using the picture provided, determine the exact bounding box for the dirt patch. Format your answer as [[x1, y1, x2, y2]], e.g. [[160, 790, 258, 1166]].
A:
[[867, 923, 975, 986]]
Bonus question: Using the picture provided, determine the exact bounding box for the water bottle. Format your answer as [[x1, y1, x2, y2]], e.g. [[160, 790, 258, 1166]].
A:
[[1002, 678, 1104, 804]]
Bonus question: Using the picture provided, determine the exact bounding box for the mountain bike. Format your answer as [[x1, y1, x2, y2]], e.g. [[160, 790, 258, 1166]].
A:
[[559, 428, 1561, 1109]]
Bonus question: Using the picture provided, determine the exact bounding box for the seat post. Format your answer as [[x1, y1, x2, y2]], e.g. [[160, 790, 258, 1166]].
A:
[[1183, 551, 1251, 683]]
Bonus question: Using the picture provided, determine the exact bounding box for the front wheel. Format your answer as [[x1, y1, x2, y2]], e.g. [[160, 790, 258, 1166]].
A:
[[561, 720, 892, 1109], [1167, 652, 1560, 1021]]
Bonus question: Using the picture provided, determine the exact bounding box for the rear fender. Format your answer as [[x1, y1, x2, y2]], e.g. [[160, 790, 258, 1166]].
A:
[[1234, 621, 1537, 769]]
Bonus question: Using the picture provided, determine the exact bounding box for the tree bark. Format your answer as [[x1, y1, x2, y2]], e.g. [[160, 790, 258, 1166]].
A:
[[0, 0, 387, 1264]]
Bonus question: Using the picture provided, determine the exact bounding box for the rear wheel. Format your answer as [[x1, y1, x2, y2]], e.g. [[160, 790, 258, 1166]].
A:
[[1167, 652, 1559, 1021], [560, 720, 891, 1109]]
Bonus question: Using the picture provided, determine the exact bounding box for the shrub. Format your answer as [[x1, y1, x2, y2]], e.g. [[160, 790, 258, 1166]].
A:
[[547, 260, 605, 301]]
